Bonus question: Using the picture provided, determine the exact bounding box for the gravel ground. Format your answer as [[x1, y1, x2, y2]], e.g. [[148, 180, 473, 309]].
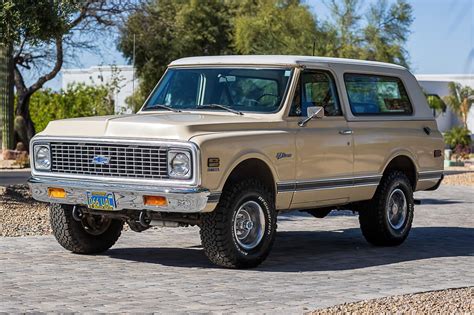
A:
[[0, 185, 50, 237], [443, 172, 474, 186], [312, 287, 473, 314]]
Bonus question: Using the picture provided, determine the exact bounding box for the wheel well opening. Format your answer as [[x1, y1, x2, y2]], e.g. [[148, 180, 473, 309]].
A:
[[384, 155, 417, 189], [224, 159, 276, 199]]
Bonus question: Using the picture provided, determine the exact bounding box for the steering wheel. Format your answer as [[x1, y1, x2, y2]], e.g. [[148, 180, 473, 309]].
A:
[[256, 93, 279, 102]]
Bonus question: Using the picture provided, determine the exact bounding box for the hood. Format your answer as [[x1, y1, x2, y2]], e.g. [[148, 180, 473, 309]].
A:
[[40, 112, 281, 140]]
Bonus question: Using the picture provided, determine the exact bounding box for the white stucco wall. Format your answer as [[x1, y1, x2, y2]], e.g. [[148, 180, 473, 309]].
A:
[[61, 65, 138, 114]]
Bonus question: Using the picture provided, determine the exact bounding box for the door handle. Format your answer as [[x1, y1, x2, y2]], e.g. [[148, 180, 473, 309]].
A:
[[339, 129, 353, 135]]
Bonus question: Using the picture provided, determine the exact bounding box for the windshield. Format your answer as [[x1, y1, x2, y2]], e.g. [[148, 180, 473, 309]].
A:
[[142, 67, 293, 113]]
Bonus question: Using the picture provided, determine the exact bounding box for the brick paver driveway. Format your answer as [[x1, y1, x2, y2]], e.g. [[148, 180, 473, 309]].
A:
[[1, 185, 473, 313]]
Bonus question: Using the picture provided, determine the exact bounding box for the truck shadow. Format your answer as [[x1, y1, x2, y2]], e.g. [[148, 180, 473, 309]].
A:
[[416, 199, 470, 205], [105, 226, 474, 272]]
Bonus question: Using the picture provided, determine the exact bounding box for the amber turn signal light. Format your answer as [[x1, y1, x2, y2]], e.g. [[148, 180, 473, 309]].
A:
[[48, 187, 66, 198], [143, 195, 167, 206]]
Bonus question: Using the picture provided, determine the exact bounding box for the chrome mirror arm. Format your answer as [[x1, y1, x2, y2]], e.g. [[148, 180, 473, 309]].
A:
[[298, 115, 314, 127], [298, 106, 324, 127]]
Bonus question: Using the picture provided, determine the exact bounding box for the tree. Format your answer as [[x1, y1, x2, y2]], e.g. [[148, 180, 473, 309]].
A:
[[119, 0, 235, 98], [0, 1, 135, 149], [425, 94, 446, 117], [325, 0, 363, 58], [444, 82, 473, 129], [325, 0, 413, 66], [233, 0, 320, 55], [362, 0, 413, 66]]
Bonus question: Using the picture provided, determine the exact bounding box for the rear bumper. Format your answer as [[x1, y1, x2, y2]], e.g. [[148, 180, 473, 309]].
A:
[[28, 176, 220, 213]]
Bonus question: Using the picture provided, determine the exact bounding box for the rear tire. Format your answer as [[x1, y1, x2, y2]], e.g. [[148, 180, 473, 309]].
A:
[[50, 204, 123, 254], [358, 170, 414, 246], [200, 179, 277, 268]]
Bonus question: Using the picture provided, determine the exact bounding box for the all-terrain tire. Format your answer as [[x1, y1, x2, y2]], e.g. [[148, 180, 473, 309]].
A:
[[358, 170, 414, 246], [200, 179, 277, 269], [50, 204, 123, 254]]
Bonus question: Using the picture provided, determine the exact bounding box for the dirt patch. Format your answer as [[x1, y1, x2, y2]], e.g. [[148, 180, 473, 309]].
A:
[[0, 185, 51, 237], [0, 185, 135, 237], [443, 172, 474, 186], [311, 287, 473, 314]]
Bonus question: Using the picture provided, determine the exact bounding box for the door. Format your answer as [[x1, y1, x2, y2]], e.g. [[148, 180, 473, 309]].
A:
[[344, 73, 418, 201], [289, 69, 354, 208]]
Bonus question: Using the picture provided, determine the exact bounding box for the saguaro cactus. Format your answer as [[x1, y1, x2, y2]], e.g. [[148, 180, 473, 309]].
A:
[[0, 43, 15, 151]]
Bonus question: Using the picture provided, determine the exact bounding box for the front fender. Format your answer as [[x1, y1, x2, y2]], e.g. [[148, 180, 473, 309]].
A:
[[190, 131, 296, 192]]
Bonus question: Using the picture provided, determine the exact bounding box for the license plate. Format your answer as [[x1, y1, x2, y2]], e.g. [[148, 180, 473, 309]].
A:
[[86, 192, 116, 210]]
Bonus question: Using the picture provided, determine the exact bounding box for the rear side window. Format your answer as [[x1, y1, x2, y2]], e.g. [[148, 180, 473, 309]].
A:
[[344, 73, 413, 116]]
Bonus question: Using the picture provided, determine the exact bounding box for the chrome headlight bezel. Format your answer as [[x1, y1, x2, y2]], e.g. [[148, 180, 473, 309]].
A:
[[168, 150, 192, 179], [33, 144, 51, 171]]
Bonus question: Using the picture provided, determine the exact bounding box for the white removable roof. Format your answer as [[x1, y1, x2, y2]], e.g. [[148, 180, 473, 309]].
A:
[[169, 55, 407, 70]]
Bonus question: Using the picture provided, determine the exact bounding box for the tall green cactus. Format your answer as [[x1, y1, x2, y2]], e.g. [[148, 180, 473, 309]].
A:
[[0, 43, 15, 151]]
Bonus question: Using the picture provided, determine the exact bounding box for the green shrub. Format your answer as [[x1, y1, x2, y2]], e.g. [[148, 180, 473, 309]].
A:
[[426, 94, 446, 114], [29, 83, 114, 133], [444, 126, 472, 149]]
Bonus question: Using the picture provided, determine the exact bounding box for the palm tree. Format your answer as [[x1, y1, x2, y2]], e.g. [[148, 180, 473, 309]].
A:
[[443, 82, 474, 129]]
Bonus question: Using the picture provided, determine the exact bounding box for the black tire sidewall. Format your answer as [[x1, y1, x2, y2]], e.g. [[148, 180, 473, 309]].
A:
[[381, 177, 414, 238], [228, 189, 276, 260], [50, 204, 123, 254], [70, 210, 122, 242]]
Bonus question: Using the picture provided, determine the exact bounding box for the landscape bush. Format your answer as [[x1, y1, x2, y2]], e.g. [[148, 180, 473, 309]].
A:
[[29, 84, 114, 133], [444, 126, 472, 160]]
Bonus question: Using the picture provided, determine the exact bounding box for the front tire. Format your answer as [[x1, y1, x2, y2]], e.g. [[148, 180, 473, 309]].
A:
[[200, 179, 277, 268], [358, 170, 414, 246], [50, 204, 123, 254]]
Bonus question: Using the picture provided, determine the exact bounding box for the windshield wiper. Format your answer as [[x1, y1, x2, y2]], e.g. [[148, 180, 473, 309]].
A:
[[196, 104, 243, 115], [146, 104, 181, 113]]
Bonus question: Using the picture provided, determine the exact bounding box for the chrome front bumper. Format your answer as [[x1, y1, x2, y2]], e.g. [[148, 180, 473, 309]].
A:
[[28, 177, 220, 213]]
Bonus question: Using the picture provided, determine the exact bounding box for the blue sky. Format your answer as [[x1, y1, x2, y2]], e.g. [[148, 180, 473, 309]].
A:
[[45, 0, 473, 89]]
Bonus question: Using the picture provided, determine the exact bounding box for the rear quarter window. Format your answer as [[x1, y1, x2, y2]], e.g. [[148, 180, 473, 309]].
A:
[[344, 73, 413, 116]]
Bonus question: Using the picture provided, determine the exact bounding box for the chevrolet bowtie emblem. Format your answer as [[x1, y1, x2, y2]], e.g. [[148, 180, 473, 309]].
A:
[[92, 155, 111, 165]]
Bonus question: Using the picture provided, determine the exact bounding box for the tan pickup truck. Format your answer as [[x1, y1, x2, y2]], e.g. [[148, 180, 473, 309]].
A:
[[29, 56, 444, 268]]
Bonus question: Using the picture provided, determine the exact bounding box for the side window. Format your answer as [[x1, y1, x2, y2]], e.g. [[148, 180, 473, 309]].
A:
[[290, 71, 342, 117], [344, 73, 413, 115]]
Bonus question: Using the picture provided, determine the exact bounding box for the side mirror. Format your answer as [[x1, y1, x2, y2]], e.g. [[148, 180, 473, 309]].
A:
[[298, 106, 324, 127]]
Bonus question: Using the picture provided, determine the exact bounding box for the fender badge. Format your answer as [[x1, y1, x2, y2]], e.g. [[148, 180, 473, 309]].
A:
[[276, 152, 292, 160]]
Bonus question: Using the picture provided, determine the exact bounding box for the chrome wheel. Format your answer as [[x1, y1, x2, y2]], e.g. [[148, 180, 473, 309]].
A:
[[233, 200, 266, 250], [387, 188, 407, 230], [81, 214, 112, 236]]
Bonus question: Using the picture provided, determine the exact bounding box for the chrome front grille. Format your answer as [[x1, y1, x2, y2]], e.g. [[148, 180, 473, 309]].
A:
[[50, 142, 169, 180]]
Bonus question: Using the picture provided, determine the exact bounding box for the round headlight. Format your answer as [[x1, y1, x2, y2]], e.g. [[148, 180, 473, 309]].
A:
[[169, 153, 190, 177], [35, 145, 51, 170]]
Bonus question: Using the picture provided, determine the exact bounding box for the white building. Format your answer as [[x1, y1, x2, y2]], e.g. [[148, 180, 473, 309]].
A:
[[61, 65, 138, 114], [415, 74, 474, 135]]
